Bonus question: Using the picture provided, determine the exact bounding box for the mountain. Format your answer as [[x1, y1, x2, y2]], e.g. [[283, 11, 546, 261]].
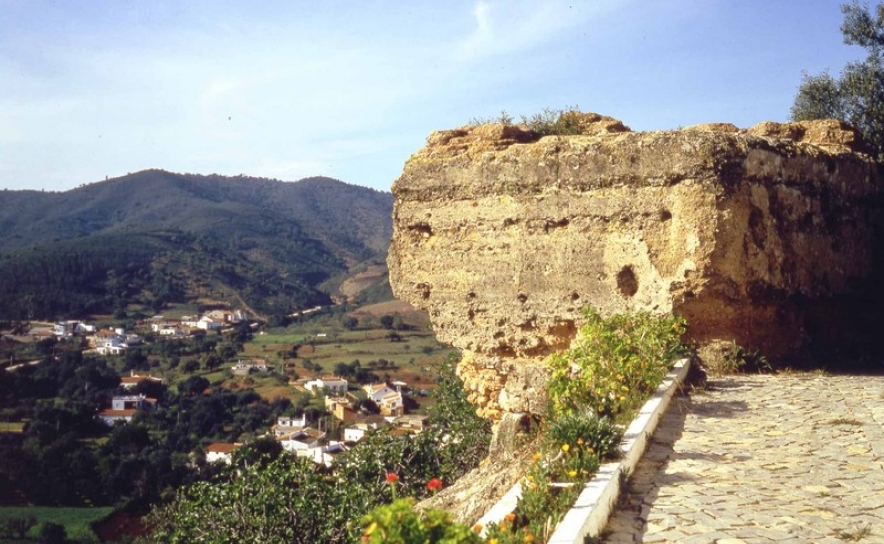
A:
[[0, 170, 393, 319]]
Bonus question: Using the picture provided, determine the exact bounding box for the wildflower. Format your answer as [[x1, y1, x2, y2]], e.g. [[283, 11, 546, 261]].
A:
[[523, 532, 535, 542], [386, 472, 399, 499], [568, 470, 577, 477], [489, 539, 499, 544], [427, 477, 443, 492], [505, 513, 516, 523], [577, 438, 584, 445], [473, 523, 483, 533], [532, 452, 542, 463], [561, 443, 570, 453]]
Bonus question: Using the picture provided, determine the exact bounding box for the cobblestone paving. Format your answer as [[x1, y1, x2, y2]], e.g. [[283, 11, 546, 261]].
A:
[[603, 374, 884, 543]]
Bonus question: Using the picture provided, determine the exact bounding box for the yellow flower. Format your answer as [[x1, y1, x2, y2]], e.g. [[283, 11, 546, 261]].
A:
[[532, 452, 542, 463], [577, 438, 584, 445], [489, 540, 499, 544], [365, 522, 377, 535], [524, 533, 535, 542], [568, 470, 577, 477], [561, 444, 570, 453]]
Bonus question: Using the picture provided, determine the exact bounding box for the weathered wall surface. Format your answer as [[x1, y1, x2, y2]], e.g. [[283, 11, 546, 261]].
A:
[[388, 113, 882, 419]]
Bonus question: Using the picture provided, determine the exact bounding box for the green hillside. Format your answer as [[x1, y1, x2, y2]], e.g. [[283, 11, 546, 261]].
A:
[[0, 170, 393, 319]]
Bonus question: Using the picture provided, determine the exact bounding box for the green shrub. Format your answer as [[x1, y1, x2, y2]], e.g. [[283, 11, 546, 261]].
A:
[[470, 107, 584, 137], [520, 107, 583, 136], [360, 499, 482, 544], [546, 308, 686, 421], [482, 309, 686, 543]]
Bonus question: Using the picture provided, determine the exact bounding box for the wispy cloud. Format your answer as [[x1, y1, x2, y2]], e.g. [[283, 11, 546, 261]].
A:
[[452, 0, 623, 63]]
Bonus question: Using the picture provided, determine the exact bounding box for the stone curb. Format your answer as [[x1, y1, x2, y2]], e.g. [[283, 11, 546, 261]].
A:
[[548, 358, 691, 543], [476, 358, 691, 541]]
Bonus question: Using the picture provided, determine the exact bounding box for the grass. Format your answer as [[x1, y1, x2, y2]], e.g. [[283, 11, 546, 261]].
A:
[[0, 506, 113, 542]]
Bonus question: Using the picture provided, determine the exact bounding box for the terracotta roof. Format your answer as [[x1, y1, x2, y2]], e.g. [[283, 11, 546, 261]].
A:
[[99, 409, 136, 417], [206, 443, 242, 453]]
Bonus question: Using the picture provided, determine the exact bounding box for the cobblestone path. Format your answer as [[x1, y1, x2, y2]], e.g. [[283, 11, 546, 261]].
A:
[[603, 374, 884, 543]]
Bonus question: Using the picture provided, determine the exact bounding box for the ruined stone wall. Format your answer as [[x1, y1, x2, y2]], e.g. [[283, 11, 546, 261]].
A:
[[388, 114, 882, 419]]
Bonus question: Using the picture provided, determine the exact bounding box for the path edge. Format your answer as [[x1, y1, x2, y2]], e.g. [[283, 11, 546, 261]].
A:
[[547, 357, 691, 543]]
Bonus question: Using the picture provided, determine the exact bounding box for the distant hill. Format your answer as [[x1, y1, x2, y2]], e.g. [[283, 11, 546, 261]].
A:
[[0, 170, 393, 319]]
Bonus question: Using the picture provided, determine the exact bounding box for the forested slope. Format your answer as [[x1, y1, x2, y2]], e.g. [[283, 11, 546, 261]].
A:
[[0, 170, 393, 319]]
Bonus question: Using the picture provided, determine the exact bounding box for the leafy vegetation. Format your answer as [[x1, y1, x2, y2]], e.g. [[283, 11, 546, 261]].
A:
[[357, 309, 687, 544], [791, 2, 884, 160], [145, 455, 365, 544], [479, 309, 686, 543], [137, 353, 490, 543], [360, 499, 483, 544], [0, 506, 113, 543], [470, 107, 584, 137], [546, 308, 687, 422]]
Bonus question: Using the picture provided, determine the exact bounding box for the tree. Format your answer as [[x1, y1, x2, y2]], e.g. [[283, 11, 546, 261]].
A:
[[144, 456, 369, 544], [38, 521, 66, 544], [341, 316, 358, 330], [179, 375, 209, 396], [378, 314, 394, 330], [791, 2, 884, 159]]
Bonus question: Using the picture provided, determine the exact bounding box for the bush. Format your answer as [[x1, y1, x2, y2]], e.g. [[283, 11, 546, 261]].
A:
[[546, 308, 686, 421], [360, 498, 482, 544]]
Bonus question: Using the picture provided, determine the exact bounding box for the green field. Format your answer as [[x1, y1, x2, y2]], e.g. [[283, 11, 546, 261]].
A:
[[0, 422, 24, 433], [0, 506, 113, 542]]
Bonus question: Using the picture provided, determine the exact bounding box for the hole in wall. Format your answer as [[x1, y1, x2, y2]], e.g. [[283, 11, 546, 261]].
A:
[[617, 266, 639, 298]]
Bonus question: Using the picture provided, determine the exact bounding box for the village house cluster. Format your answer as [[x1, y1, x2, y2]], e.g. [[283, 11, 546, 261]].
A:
[[206, 376, 426, 467], [150, 309, 247, 338], [31, 309, 248, 351], [17, 309, 430, 472]]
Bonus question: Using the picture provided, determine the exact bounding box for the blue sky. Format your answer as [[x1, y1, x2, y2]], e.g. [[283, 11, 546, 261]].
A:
[[0, 0, 865, 193]]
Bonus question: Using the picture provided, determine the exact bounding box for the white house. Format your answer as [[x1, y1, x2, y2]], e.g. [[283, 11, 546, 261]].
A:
[[313, 441, 348, 466], [154, 323, 184, 337], [343, 415, 388, 443], [208, 309, 245, 323], [98, 395, 156, 426], [363, 383, 404, 416], [119, 371, 164, 390], [277, 427, 326, 453], [231, 360, 271, 376], [206, 442, 242, 464], [110, 394, 156, 411], [305, 376, 348, 395], [272, 414, 307, 436], [198, 316, 222, 331]]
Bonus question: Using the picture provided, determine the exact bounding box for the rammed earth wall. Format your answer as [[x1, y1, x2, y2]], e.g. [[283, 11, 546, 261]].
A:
[[388, 113, 883, 420]]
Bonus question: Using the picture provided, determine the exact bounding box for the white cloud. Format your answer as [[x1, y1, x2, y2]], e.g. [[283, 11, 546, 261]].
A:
[[452, 0, 625, 64]]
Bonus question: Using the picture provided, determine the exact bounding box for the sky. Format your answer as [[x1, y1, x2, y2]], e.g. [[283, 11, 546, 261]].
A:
[[0, 0, 868, 193]]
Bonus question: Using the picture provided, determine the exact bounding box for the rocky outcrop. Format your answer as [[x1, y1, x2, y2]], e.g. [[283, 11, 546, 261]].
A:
[[389, 112, 883, 420]]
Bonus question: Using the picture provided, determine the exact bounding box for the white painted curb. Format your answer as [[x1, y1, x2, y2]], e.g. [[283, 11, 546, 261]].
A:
[[476, 358, 691, 542]]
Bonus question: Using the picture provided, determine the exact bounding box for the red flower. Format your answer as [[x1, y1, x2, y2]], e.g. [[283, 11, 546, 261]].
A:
[[386, 473, 399, 484], [427, 478, 443, 492]]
